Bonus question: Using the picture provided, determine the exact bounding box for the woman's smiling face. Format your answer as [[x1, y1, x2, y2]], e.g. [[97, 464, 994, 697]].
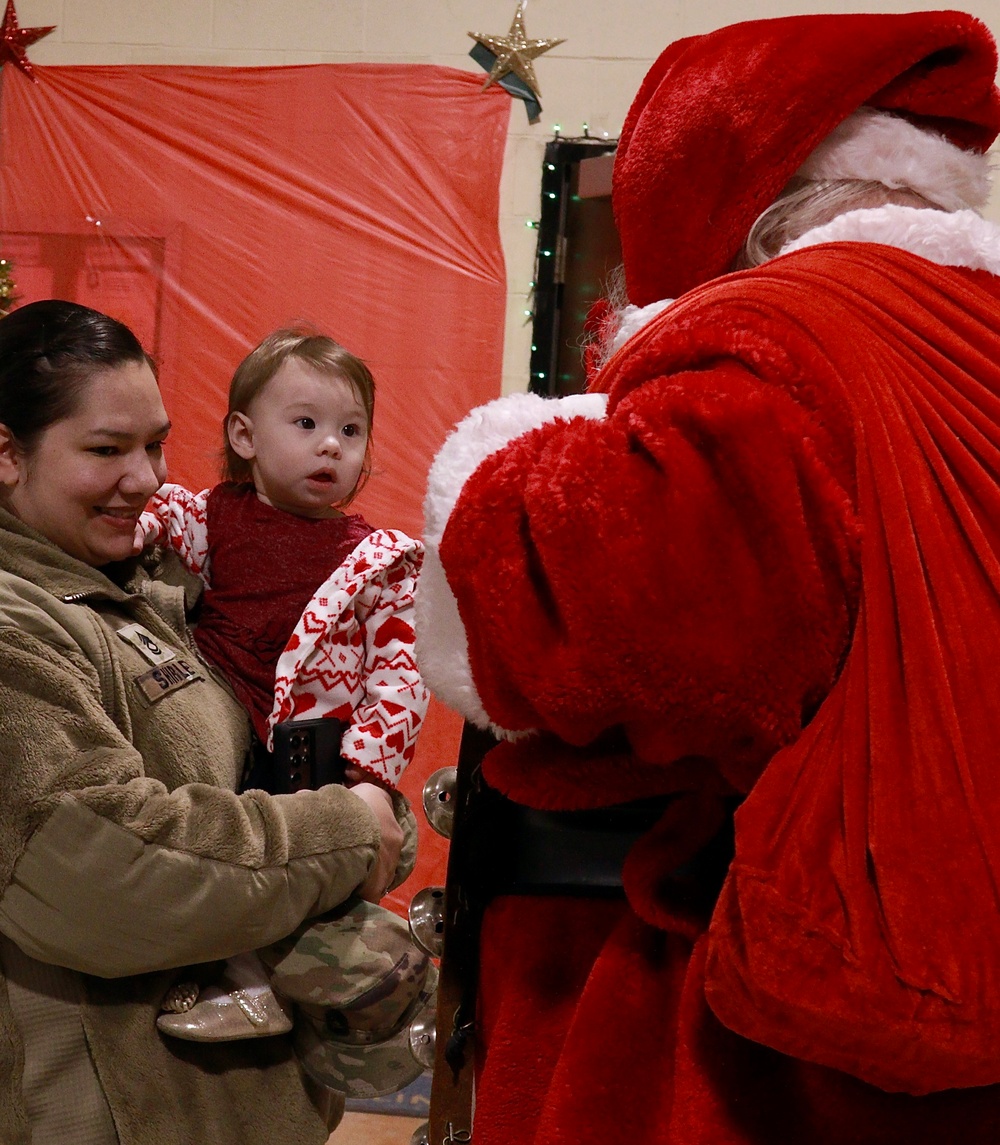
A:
[[2, 360, 170, 567]]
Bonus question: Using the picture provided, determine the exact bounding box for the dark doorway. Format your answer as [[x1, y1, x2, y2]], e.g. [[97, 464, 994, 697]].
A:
[[528, 137, 620, 397]]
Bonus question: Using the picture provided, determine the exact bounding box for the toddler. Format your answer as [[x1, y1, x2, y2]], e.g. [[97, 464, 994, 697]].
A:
[[144, 327, 429, 1058]]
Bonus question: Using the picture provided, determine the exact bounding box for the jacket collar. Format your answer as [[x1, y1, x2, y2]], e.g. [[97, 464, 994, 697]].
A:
[[0, 504, 139, 603]]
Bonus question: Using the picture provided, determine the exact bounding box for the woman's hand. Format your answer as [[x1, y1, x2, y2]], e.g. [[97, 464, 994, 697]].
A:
[[351, 782, 404, 903]]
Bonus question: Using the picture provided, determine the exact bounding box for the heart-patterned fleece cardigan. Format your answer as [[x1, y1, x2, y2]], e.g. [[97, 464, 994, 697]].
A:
[[143, 483, 428, 788]]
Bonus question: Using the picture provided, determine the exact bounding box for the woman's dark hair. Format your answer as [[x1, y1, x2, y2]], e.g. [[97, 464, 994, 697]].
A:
[[0, 299, 155, 451]]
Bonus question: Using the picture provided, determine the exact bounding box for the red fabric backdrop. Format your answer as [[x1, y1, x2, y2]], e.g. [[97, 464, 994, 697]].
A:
[[0, 62, 509, 900]]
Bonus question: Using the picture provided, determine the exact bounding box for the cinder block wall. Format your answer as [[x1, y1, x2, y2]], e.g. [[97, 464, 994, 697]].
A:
[[21, 0, 1000, 393]]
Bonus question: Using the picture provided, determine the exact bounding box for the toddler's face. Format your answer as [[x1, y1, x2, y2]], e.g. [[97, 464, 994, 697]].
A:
[[229, 358, 368, 517]]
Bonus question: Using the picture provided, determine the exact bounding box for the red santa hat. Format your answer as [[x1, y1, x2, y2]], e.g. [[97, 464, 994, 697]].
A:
[[614, 11, 1000, 306]]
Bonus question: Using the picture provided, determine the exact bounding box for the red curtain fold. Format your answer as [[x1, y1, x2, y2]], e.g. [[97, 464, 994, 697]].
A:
[[0, 62, 508, 536]]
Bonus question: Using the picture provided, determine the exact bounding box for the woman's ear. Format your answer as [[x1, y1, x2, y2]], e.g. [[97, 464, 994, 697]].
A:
[[0, 424, 23, 489], [226, 411, 255, 461]]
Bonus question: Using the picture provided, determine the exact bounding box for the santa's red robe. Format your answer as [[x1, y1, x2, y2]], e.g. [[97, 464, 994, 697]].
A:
[[417, 207, 1000, 1142]]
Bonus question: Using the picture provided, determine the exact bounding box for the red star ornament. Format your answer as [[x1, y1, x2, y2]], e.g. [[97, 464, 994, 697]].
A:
[[0, 0, 54, 82]]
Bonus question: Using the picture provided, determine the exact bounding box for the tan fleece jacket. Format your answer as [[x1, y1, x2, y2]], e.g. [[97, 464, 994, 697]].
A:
[[0, 506, 406, 1145]]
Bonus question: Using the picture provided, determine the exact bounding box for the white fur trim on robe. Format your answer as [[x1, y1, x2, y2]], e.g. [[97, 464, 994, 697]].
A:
[[779, 203, 1000, 273], [607, 297, 676, 359], [610, 206, 1000, 354]]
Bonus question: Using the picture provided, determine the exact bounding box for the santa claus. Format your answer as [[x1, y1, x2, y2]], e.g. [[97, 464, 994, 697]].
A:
[[417, 11, 1000, 1142]]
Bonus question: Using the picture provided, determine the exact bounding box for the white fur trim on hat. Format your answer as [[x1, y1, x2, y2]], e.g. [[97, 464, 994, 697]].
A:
[[417, 391, 608, 736], [796, 107, 992, 213]]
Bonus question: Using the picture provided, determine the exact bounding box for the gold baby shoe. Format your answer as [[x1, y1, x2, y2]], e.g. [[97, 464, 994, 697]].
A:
[[156, 981, 293, 1041]]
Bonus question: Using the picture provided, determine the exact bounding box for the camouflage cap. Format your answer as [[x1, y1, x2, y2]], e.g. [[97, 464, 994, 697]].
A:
[[259, 897, 437, 1099]]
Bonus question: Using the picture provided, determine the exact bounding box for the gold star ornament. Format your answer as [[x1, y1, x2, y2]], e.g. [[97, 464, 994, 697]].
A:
[[468, 1, 564, 100]]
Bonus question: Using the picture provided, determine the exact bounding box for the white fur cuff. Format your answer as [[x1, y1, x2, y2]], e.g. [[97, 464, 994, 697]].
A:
[[423, 391, 608, 546], [417, 390, 608, 735]]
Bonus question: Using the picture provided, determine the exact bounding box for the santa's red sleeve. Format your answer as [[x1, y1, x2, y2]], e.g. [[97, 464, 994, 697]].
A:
[[418, 330, 861, 801]]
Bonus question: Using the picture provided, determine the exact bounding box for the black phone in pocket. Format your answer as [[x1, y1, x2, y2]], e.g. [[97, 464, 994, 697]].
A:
[[271, 717, 347, 791]]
